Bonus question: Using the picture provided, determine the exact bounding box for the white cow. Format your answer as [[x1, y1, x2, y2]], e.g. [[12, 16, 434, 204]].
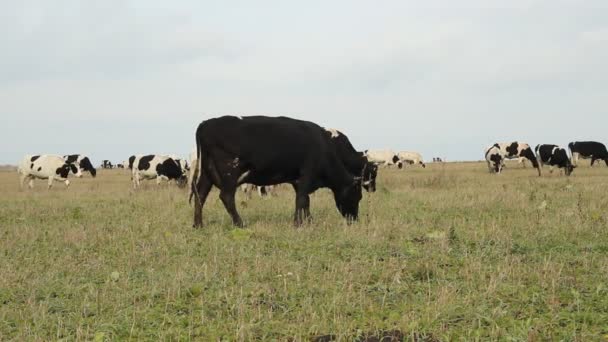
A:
[[18, 154, 83, 189], [398, 151, 425, 168], [364, 150, 403, 168]]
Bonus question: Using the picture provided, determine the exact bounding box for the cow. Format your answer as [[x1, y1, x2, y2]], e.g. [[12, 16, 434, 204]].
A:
[[18, 154, 83, 189], [101, 160, 113, 169], [116, 164, 125, 169], [364, 150, 403, 168], [398, 151, 425, 168], [568, 141, 608, 167], [132, 155, 188, 188], [64, 154, 97, 177], [535, 144, 576, 176], [325, 128, 378, 192], [191, 116, 363, 228], [486, 142, 541, 176], [484, 145, 504, 174]]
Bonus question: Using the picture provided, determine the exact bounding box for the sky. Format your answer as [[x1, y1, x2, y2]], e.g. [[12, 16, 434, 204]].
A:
[[1, 0, 607, 164]]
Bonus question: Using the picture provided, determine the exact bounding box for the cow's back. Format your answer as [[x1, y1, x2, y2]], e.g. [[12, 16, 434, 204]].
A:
[[198, 116, 329, 172]]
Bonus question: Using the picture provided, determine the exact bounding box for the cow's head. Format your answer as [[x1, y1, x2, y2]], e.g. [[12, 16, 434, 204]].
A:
[[79, 157, 97, 177], [565, 163, 576, 176], [362, 162, 377, 192], [334, 177, 363, 222]]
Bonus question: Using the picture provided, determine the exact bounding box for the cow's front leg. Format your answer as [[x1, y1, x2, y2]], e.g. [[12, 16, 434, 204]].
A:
[[294, 193, 311, 226]]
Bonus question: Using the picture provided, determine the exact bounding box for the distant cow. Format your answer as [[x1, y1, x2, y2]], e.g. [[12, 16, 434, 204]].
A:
[[398, 151, 425, 168], [132, 155, 187, 188], [240, 184, 277, 198], [568, 141, 608, 167], [18, 154, 83, 189], [535, 144, 576, 176], [485, 145, 504, 174], [116, 164, 125, 169], [191, 116, 363, 228], [64, 154, 97, 177], [487, 142, 540, 176], [101, 160, 113, 169], [325, 128, 378, 192], [364, 150, 403, 168]]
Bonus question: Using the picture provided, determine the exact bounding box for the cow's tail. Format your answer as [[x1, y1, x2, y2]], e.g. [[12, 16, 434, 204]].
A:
[[189, 133, 203, 205]]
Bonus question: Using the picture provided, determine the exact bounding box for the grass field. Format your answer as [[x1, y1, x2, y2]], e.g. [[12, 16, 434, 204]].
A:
[[1, 162, 607, 341]]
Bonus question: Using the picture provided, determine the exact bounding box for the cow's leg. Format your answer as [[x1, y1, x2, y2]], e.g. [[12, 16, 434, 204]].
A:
[[549, 166, 554, 173], [486, 161, 493, 173], [219, 187, 243, 227], [295, 193, 311, 225], [591, 157, 597, 167], [193, 172, 213, 228], [572, 152, 579, 166], [519, 157, 526, 168], [47, 177, 54, 189], [292, 181, 312, 226], [64, 179, 70, 188], [19, 174, 27, 190], [28, 177, 35, 189]]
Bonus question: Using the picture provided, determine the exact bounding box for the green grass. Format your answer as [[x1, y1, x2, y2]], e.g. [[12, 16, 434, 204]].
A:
[[1, 162, 608, 341]]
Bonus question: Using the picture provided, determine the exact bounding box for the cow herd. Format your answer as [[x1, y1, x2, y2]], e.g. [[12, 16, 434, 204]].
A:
[[484, 141, 608, 176], [16, 115, 608, 227]]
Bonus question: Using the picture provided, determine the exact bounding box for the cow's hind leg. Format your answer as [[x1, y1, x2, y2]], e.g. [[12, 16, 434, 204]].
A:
[[193, 172, 213, 228], [219, 187, 243, 227]]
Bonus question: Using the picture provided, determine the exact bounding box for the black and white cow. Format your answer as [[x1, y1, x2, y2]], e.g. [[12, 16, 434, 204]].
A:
[[18, 154, 83, 189], [398, 151, 425, 168], [568, 141, 608, 167], [535, 144, 576, 176], [101, 160, 113, 169], [132, 155, 188, 188], [116, 164, 125, 169], [485, 145, 504, 174], [486, 142, 541, 176], [64, 154, 97, 177], [325, 128, 378, 192], [364, 150, 403, 168], [191, 116, 363, 228]]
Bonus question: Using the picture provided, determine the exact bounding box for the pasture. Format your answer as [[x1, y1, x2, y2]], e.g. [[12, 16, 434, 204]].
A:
[[1, 162, 607, 341]]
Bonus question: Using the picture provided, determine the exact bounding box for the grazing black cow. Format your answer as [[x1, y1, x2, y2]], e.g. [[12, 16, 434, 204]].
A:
[[132, 155, 187, 188], [325, 128, 377, 192], [191, 116, 363, 228], [64, 154, 97, 177], [535, 144, 576, 176], [116, 164, 125, 169], [568, 141, 608, 167]]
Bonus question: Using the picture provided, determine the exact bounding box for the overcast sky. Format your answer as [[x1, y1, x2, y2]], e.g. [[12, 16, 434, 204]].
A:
[[1, 0, 607, 164]]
